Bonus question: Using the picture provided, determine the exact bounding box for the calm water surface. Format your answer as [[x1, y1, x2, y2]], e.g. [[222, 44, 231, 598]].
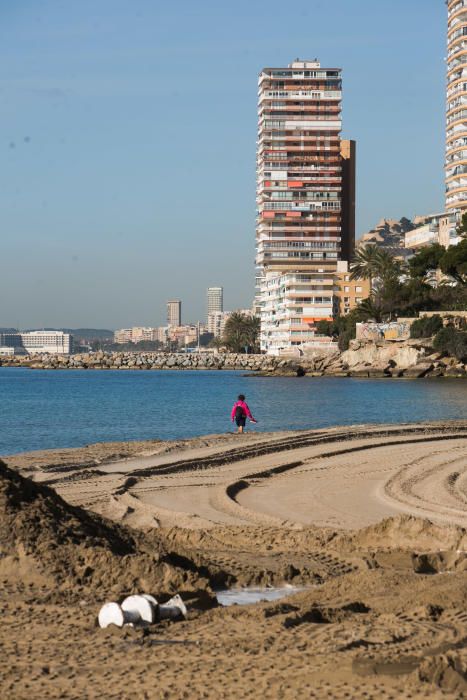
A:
[[0, 367, 466, 455]]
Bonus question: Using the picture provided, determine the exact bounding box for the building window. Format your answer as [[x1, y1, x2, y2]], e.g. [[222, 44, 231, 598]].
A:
[[345, 275, 350, 281], [344, 286, 350, 292], [356, 286, 362, 293]]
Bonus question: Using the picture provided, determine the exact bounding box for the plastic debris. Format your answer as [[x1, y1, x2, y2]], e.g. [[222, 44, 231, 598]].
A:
[[121, 595, 156, 624], [97, 593, 186, 629], [98, 602, 138, 629], [159, 594, 187, 620]]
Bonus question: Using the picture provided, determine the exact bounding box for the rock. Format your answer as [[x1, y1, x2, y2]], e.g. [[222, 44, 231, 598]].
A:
[[402, 363, 434, 378]]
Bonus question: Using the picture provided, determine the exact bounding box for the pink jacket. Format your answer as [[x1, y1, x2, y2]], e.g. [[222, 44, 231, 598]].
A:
[[231, 400, 254, 421]]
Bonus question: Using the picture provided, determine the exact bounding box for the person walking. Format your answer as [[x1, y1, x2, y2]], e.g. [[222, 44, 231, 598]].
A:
[[231, 394, 257, 434]]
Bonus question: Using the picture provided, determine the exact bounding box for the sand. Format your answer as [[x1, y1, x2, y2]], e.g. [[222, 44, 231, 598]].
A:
[[1, 421, 467, 698]]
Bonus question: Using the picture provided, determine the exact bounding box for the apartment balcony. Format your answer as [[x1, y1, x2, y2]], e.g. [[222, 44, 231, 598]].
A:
[[448, 1, 467, 21], [446, 150, 467, 165], [257, 232, 342, 241], [447, 96, 467, 115], [448, 39, 467, 58], [449, 11, 467, 30], [257, 175, 342, 187], [446, 125, 467, 143], [259, 90, 342, 102], [446, 176, 467, 193], [258, 135, 342, 146], [446, 163, 467, 179], [257, 246, 339, 258], [447, 106, 467, 123]]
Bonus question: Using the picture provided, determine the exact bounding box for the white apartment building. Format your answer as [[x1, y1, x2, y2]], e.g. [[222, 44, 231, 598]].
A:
[[256, 59, 355, 354], [405, 214, 443, 250], [446, 0, 467, 213], [404, 212, 461, 250], [260, 270, 334, 353]]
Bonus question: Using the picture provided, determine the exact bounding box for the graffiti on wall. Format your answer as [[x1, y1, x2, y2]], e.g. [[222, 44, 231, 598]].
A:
[[356, 321, 411, 341]]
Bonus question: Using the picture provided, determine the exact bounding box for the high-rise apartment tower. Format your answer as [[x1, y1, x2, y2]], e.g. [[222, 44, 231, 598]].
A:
[[446, 0, 467, 213], [207, 287, 223, 319], [167, 299, 181, 327], [256, 59, 355, 353]]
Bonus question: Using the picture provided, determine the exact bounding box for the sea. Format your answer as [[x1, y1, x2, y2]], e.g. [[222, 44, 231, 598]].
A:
[[0, 367, 466, 455]]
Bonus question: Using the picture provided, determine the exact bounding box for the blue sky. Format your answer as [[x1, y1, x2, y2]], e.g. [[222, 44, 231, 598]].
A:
[[1, 0, 446, 328]]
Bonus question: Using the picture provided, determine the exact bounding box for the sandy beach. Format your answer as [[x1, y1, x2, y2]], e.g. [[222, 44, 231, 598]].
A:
[[1, 421, 467, 698]]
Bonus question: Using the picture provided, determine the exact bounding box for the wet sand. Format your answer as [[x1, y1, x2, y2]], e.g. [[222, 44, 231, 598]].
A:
[[1, 422, 467, 698]]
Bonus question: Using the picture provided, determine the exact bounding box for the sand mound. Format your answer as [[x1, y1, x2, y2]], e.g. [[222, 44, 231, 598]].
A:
[[0, 460, 210, 601], [335, 514, 467, 553]]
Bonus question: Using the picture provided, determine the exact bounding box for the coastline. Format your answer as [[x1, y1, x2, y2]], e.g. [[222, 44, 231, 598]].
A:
[[1, 338, 466, 378]]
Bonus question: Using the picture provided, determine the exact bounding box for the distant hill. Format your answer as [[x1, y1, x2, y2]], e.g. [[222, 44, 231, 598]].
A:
[[63, 328, 114, 339]]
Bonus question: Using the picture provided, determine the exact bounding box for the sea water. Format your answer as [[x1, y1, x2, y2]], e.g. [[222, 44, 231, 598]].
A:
[[215, 586, 304, 607], [0, 367, 466, 455]]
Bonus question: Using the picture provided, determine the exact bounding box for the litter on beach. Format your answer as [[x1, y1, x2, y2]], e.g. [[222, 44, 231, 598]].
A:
[[98, 594, 187, 629]]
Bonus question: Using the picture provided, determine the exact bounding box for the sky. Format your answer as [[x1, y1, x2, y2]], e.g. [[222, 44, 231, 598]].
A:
[[0, 0, 447, 329]]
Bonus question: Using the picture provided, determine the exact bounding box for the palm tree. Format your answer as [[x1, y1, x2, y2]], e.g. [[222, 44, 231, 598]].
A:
[[355, 295, 385, 323], [351, 245, 402, 290], [223, 313, 260, 353], [350, 245, 382, 289]]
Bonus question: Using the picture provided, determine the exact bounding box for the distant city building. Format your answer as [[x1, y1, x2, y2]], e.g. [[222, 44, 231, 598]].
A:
[[438, 211, 461, 247], [0, 330, 73, 354], [207, 311, 230, 338], [153, 326, 168, 344], [167, 324, 198, 347], [113, 326, 167, 345], [130, 327, 155, 343], [446, 0, 467, 214], [167, 300, 182, 327], [333, 261, 370, 316], [0, 332, 22, 348], [113, 328, 133, 344], [360, 213, 460, 255], [256, 59, 356, 354], [207, 287, 223, 319], [404, 214, 444, 250]]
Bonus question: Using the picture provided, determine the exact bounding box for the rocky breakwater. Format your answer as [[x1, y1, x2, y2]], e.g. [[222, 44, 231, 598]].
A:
[[0, 351, 281, 372]]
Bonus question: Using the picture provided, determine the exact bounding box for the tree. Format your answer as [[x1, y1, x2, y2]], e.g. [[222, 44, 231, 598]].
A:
[[223, 313, 260, 353], [408, 243, 445, 280], [316, 310, 360, 351], [439, 238, 467, 286], [350, 245, 402, 292], [354, 295, 385, 323], [433, 326, 467, 361], [456, 212, 467, 240], [410, 315, 443, 339], [350, 245, 381, 288]]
